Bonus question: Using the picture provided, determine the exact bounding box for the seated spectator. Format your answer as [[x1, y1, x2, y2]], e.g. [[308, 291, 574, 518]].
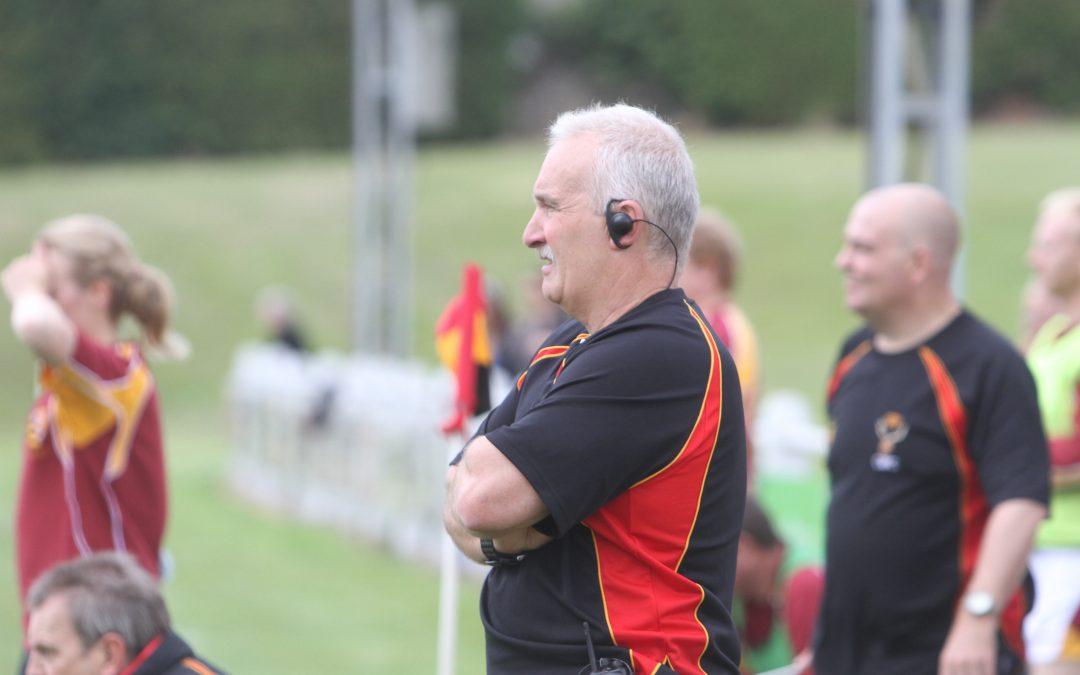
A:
[[254, 285, 309, 353], [734, 497, 822, 675], [25, 552, 223, 675]]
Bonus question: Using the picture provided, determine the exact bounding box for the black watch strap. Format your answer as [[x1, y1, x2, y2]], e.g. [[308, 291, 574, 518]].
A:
[[480, 539, 526, 567]]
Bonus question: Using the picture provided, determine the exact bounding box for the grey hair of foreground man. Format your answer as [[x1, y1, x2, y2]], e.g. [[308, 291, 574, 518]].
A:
[[27, 552, 170, 657], [548, 103, 699, 275]]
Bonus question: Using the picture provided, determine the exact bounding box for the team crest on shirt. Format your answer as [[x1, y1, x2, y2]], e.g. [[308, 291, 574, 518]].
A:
[[871, 411, 908, 472]]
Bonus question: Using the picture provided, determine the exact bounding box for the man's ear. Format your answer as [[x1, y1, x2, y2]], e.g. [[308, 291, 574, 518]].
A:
[[606, 199, 647, 251], [909, 244, 934, 284], [97, 632, 130, 675]]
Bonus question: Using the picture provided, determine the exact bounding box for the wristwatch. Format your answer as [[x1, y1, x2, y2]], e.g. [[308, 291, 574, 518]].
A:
[[962, 591, 998, 618], [480, 539, 526, 567]]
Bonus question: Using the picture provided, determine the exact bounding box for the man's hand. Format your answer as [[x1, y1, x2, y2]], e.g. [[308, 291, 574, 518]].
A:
[[492, 527, 552, 555], [938, 613, 997, 675]]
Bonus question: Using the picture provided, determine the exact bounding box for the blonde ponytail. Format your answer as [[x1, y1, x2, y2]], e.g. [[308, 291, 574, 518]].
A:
[[38, 214, 189, 360], [119, 262, 189, 360]]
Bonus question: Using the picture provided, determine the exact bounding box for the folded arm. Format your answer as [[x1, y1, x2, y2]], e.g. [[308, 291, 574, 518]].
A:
[[443, 435, 553, 561]]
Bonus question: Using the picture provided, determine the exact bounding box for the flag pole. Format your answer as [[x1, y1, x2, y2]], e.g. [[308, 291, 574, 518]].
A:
[[436, 434, 461, 675], [434, 263, 491, 675]]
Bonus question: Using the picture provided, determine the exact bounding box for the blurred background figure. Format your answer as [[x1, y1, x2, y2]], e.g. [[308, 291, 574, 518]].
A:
[[1023, 188, 1080, 674], [254, 285, 310, 354], [733, 496, 822, 675], [820, 184, 1048, 675], [483, 280, 527, 382], [1, 215, 183, 645], [25, 552, 222, 675], [1020, 277, 1064, 352], [515, 271, 568, 365], [683, 209, 761, 475]]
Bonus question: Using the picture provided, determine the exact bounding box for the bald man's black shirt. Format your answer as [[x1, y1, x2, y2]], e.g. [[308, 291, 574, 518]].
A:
[[815, 310, 1049, 674]]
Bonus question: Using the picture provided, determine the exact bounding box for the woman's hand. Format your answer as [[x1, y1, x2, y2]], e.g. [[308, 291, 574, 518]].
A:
[[2, 245, 50, 302]]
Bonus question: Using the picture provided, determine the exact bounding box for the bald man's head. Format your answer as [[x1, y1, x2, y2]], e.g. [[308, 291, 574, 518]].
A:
[[854, 183, 960, 276], [837, 183, 960, 324]]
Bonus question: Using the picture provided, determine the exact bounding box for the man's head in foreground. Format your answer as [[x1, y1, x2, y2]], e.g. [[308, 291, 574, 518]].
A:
[[26, 553, 170, 675], [523, 103, 699, 328]]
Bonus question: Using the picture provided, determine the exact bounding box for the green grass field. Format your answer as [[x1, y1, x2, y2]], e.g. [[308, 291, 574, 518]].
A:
[[0, 122, 1078, 671]]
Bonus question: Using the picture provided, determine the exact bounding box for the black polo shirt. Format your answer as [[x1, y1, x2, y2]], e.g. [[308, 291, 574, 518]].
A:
[[815, 310, 1049, 675], [473, 288, 746, 674]]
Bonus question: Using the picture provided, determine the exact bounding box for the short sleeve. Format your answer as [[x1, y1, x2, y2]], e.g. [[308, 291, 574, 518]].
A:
[[969, 347, 1050, 508], [484, 329, 713, 536], [450, 382, 522, 467]]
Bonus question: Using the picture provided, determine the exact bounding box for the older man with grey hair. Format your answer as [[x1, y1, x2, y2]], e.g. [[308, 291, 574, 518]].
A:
[[444, 103, 746, 673], [24, 552, 222, 675]]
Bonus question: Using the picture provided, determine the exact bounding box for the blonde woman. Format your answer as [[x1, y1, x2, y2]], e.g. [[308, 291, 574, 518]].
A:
[[1, 214, 184, 621]]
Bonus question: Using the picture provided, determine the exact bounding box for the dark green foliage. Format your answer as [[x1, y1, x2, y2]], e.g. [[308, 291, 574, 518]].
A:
[[973, 0, 1080, 114], [0, 0, 352, 161], [443, 0, 528, 139], [2, 0, 1080, 162], [543, 0, 859, 126]]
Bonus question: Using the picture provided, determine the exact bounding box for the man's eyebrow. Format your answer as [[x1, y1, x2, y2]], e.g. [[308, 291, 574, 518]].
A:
[[533, 192, 557, 207]]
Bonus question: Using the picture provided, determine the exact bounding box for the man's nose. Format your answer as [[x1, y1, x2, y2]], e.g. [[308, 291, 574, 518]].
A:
[[523, 211, 543, 248]]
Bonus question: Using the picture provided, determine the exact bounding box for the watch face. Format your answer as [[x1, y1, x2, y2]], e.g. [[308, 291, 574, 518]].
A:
[[964, 592, 995, 616]]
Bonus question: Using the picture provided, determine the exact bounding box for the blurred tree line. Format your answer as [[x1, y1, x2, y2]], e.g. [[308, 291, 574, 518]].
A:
[[0, 0, 1078, 163]]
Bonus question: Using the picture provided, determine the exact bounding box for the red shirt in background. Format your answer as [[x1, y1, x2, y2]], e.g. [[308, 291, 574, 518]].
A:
[[16, 332, 167, 612]]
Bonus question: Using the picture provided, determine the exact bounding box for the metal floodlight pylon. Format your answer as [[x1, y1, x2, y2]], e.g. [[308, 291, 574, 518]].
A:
[[352, 0, 416, 356], [866, 0, 971, 297]]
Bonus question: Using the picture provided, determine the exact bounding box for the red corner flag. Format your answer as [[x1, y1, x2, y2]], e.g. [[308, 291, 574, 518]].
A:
[[435, 264, 493, 435]]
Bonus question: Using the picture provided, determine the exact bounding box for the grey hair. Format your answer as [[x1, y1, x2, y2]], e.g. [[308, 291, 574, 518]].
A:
[[27, 552, 170, 657], [548, 103, 700, 275]]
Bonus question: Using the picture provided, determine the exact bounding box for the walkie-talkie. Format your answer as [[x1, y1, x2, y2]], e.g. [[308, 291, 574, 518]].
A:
[[579, 622, 633, 675]]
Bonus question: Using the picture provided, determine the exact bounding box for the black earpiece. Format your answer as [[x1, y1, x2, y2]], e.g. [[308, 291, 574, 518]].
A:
[[604, 198, 680, 289], [605, 199, 635, 249]]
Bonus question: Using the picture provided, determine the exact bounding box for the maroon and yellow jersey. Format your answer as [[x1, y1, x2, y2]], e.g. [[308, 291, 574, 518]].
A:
[[17, 332, 167, 610], [476, 289, 746, 674]]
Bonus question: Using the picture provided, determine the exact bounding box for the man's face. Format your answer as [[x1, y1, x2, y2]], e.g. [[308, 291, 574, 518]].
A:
[[834, 198, 916, 321], [1029, 207, 1080, 298], [26, 594, 111, 675], [733, 535, 785, 603], [522, 135, 605, 316]]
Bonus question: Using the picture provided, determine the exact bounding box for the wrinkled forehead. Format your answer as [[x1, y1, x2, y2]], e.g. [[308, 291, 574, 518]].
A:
[[534, 135, 598, 197]]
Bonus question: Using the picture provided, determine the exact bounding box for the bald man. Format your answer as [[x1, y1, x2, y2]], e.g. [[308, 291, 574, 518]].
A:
[[816, 184, 1049, 675]]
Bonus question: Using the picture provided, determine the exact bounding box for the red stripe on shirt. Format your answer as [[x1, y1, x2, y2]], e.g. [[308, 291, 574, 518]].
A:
[[827, 340, 871, 403], [919, 346, 1026, 658], [583, 302, 723, 674], [118, 635, 163, 675], [516, 345, 571, 390]]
